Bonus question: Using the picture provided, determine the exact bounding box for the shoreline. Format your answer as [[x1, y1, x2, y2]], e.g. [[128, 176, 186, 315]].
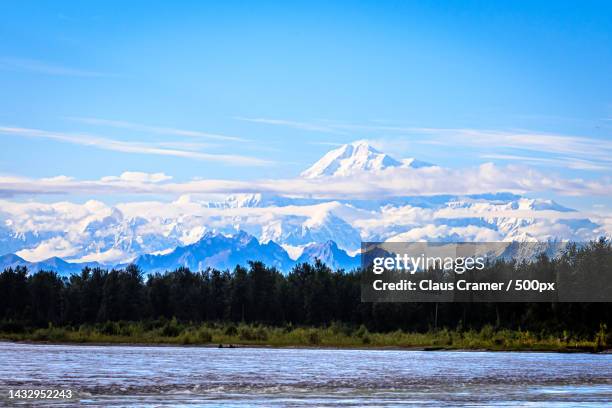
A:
[[2, 339, 608, 354], [1, 322, 607, 354]]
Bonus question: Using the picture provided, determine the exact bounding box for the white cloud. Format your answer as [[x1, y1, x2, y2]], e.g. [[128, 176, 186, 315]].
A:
[[0, 163, 610, 199], [16, 237, 81, 262], [388, 225, 504, 242], [0, 199, 112, 235], [70, 248, 131, 264], [40, 175, 75, 182], [0, 126, 271, 166], [100, 171, 172, 183], [68, 117, 248, 142]]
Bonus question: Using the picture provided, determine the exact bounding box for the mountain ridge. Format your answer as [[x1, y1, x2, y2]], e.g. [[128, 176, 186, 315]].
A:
[[0, 231, 360, 275]]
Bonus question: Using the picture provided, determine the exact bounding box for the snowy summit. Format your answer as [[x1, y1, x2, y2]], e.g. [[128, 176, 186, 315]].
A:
[[300, 140, 430, 178]]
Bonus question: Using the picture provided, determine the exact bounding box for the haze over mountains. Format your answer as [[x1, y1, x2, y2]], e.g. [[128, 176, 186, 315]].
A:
[[0, 141, 605, 274]]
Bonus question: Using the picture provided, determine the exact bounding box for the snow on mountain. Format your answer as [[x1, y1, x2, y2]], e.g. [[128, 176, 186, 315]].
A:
[[444, 196, 574, 213], [301, 140, 430, 178], [260, 210, 362, 252], [295, 240, 360, 270], [401, 158, 433, 169], [2, 192, 602, 266], [0, 142, 607, 269], [135, 230, 293, 273], [0, 222, 58, 258], [201, 193, 265, 208], [498, 241, 571, 263], [80, 207, 183, 263]]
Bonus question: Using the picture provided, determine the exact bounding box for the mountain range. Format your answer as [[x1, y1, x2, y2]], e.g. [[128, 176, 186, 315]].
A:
[[0, 231, 360, 275], [0, 140, 605, 275]]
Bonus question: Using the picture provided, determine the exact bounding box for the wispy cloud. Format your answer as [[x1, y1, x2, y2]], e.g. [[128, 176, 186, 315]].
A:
[[480, 154, 612, 171], [235, 117, 347, 134], [0, 57, 111, 78], [68, 117, 249, 142], [411, 128, 612, 163], [0, 126, 271, 166], [239, 118, 612, 172], [237, 117, 417, 135], [369, 128, 612, 171]]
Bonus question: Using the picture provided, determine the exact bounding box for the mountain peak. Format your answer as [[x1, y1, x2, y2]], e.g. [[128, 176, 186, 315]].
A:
[[301, 140, 432, 178], [296, 240, 359, 270], [301, 140, 401, 178]]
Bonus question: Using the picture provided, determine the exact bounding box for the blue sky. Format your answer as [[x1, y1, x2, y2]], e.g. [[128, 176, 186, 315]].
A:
[[0, 1, 611, 210]]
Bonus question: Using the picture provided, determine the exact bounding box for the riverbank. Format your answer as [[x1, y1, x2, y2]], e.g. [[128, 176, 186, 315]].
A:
[[1, 321, 609, 352]]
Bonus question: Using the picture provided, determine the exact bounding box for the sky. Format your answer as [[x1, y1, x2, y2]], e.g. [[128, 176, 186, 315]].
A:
[[1, 1, 611, 211]]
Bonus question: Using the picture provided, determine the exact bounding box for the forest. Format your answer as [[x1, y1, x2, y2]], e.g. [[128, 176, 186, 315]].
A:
[[0, 239, 610, 350]]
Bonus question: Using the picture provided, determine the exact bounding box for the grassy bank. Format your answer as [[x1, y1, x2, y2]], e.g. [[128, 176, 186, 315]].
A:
[[1, 320, 609, 352]]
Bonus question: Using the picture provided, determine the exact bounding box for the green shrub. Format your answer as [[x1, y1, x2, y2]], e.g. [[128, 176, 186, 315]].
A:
[[329, 321, 352, 336], [355, 324, 369, 338], [239, 326, 268, 341], [224, 325, 238, 336], [31, 326, 67, 342], [196, 328, 213, 343], [307, 330, 321, 345], [479, 324, 495, 340], [31, 328, 49, 341], [100, 321, 119, 335], [595, 323, 608, 351], [118, 321, 135, 337], [161, 318, 183, 337], [178, 331, 195, 345]]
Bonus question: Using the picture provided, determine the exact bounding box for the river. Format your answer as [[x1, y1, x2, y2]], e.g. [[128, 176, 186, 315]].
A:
[[0, 342, 610, 406]]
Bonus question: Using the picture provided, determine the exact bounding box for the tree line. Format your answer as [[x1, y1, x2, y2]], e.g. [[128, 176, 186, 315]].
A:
[[0, 239, 610, 335]]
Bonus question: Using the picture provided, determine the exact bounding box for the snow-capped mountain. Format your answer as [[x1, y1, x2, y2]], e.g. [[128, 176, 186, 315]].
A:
[[0, 141, 606, 270], [134, 231, 294, 273], [296, 240, 360, 270], [0, 232, 361, 274], [260, 209, 362, 252], [300, 140, 431, 178]]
